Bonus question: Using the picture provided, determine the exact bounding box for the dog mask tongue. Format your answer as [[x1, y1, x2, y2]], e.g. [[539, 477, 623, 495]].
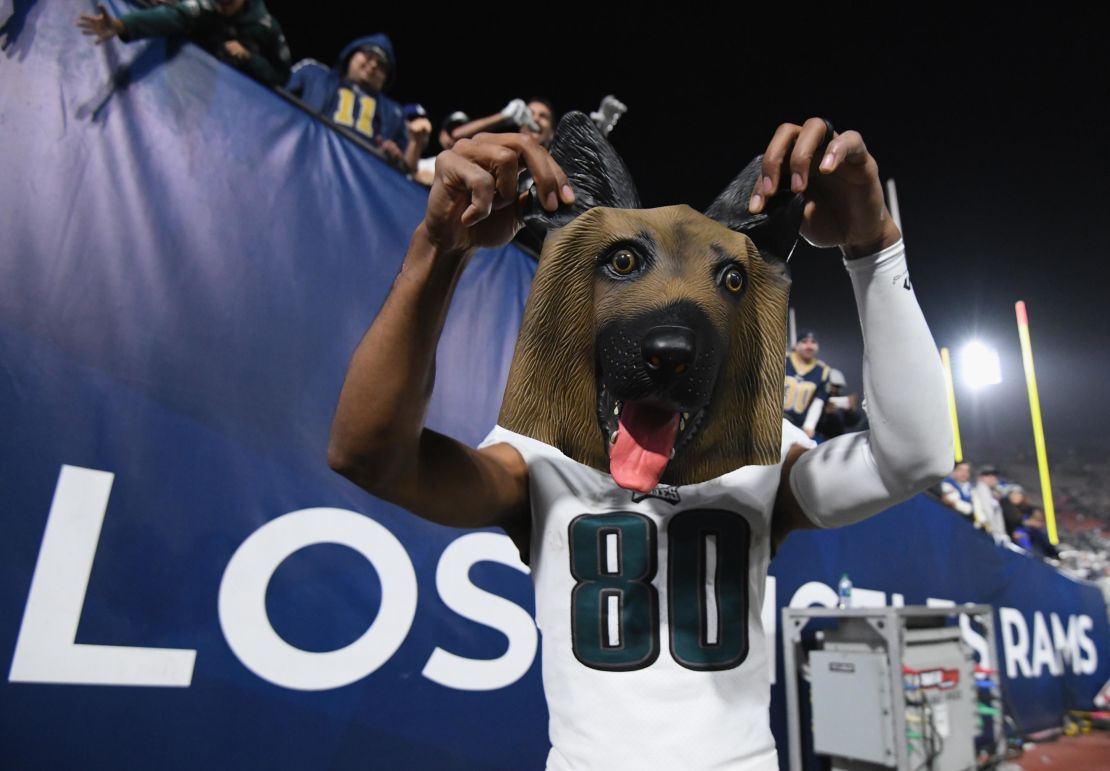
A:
[[610, 402, 680, 493]]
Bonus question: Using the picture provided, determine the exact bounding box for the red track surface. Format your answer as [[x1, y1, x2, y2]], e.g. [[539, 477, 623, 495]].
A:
[[1016, 731, 1110, 770]]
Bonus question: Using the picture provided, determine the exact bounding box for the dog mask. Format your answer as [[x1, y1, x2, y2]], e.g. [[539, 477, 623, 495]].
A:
[[499, 113, 804, 492]]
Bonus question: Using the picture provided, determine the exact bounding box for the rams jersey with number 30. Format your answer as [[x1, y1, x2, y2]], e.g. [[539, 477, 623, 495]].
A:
[[481, 420, 815, 771], [782, 352, 830, 428]]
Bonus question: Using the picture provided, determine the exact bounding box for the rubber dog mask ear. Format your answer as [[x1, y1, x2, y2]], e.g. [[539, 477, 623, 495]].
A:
[[502, 113, 803, 491]]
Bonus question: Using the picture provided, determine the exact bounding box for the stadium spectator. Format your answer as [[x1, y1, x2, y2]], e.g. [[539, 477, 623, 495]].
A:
[[521, 98, 556, 147], [816, 367, 866, 439], [76, 0, 291, 87], [972, 465, 1008, 543], [783, 330, 830, 438], [1022, 509, 1060, 560], [286, 33, 427, 174], [437, 111, 470, 152], [1000, 485, 1032, 539], [939, 461, 975, 522], [449, 98, 557, 148], [403, 102, 433, 170]]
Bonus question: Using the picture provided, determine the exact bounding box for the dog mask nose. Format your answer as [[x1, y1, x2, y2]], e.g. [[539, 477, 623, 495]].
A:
[[641, 326, 696, 379]]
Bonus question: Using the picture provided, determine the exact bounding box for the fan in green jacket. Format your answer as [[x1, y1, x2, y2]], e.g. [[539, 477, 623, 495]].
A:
[[77, 0, 291, 87]]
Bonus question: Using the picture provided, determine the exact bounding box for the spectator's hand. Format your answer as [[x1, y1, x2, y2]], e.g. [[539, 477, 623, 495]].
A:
[[379, 139, 405, 164], [424, 133, 574, 254], [77, 4, 124, 43], [749, 118, 901, 256], [590, 94, 627, 136], [500, 98, 537, 130], [224, 40, 250, 63], [408, 117, 432, 149], [803, 427, 815, 439]]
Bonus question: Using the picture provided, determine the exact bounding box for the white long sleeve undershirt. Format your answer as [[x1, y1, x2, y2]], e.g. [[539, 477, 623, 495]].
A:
[[789, 240, 954, 528]]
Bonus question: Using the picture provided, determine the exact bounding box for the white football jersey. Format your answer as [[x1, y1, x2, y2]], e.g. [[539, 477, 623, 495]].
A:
[[481, 420, 814, 771]]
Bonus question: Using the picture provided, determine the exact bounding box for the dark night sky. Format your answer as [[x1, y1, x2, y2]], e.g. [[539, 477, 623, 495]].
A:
[[270, 3, 1109, 463]]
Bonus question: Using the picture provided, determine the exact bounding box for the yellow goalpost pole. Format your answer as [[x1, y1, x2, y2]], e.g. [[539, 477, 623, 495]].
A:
[[1015, 301, 1059, 545], [939, 347, 963, 464]]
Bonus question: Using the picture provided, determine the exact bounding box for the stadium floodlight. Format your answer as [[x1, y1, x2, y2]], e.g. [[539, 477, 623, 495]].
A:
[[959, 340, 1002, 389]]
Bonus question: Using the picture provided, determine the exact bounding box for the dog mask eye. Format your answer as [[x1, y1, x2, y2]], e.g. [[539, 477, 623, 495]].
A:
[[720, 265, 744, 294], [606, 249, 639, 276]]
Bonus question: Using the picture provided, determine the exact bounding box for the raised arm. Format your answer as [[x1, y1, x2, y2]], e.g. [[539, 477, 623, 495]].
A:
[[450, 99, 535, 143], [238, 15, 292, 88], [402, 116, 432, 175], [76, 4, 125, 43], [328, 135, 574, 547], [763, 119, 953, 542], [78, 3, 193, 45]]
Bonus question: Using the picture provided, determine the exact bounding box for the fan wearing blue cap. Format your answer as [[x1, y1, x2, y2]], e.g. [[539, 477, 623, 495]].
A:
[[286, 33, 428, 173], [783, 330, 831, 437]]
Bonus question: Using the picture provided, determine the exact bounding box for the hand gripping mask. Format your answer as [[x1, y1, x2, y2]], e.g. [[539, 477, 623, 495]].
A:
[[500, 113, 808, 493]]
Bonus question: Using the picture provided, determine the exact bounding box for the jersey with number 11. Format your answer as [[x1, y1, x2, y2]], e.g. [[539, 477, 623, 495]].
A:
[[481, 421, 813, 771]]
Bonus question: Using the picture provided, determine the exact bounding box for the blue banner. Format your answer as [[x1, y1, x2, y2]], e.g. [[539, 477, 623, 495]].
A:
[[768, 500, 1110, 754], [2, 2, 543, 769], [2, 2, 1106, 769]]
